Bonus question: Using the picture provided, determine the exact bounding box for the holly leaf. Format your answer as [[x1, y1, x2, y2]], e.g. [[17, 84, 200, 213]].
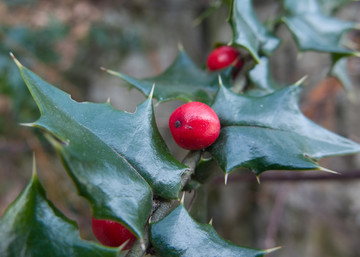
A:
[[150, 204, 277, 257], [208, 80, 360, 175], [12, 55, 188, 238], [281, 0, 358, 58], [330, 57, 355, 97], [104, 48, 233, 105], [247, 56, 283, 96], [228, 0, 281, 62], [0, 163, 123, 257]]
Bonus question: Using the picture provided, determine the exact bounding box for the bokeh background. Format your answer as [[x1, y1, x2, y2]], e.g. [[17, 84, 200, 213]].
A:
[[1, 1, 360, 256]]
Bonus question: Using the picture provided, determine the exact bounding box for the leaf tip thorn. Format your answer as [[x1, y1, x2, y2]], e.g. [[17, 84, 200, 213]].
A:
[[320, 167, 340, 175], [32, 152, 37, 177], [295, 75, 308, 86], [101, 67, 119, 77], [265, 246, 282, 254], [180, 192, 185, 203], [149, 83, 155, 99], [177, 42, 184, 51], [20, 122, 35, 128], [256, 175, 261, 184], [140, 239, 146, 251], [209, 218, 213, 225], [9, 52, 22, 68], [218, 75, 224, 87], [224, 173, 229, 185]]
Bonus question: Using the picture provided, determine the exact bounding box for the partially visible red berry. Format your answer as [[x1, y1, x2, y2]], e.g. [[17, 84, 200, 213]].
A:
[[169, 102, 220, 150], [206, 46, 243, 72], [91, 217, 136, 250]]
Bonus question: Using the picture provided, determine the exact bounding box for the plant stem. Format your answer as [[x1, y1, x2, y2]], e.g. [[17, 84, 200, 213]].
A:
[[125, 150, 202, 257]]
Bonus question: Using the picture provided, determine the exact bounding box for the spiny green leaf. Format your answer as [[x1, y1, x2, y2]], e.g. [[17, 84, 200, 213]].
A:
[[247, 56, 283, 96], [208, 81, 360, 175], [13, 55, 188, 238], [228, 0, 281, 62], [330, 57, 355, 97], [281, 0, 358, 58], [189, 185, 209, 223], [105, 49, 233, 105], [150, 204, 276, 257], [0, 165, 123, 257]]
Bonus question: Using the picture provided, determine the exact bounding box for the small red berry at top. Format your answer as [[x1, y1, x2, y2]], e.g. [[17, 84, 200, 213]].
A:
[[91, 217, 136, 250], [169, 102, 220, 150], [206, 46, 243, 72]]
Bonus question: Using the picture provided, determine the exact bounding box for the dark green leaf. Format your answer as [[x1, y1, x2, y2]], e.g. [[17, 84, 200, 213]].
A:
[[330, 57, 355, 96], [105, 48, 233, 105], [208, 81, 360, 175], [150, 204, 274, 257], [228, 0, 281, 62], [281, 0, 357, 57], [192, 158, 220, 184], [0, 168, 122, 257], [247, 56, 283, 96], [189, 185, 209, 223], [13, 56, 187, 238]]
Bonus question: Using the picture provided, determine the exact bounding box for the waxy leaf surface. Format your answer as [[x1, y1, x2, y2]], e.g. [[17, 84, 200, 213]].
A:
[[14, 58, 188, 238], [247, 56, 283, 96], [150, 204, 272, 257], [208, 83, 360, 175], [330, 57, 354, 94], [282, 0, 357, 58], [106, 49, 233, 105], [0, 171, 122, 257], [228, 0, 281, 62]]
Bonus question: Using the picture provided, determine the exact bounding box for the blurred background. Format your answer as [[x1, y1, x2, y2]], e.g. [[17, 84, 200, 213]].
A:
[[1, 0, 360, 256]]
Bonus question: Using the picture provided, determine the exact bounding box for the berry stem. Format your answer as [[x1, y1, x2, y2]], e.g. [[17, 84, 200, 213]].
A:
[[125, 150, 202, 257]]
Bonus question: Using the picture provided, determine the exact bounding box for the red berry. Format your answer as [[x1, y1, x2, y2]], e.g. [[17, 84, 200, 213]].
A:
[[169, 102, 220, 150], [91, 217, 136, 250], [206, 46, 243, 72]]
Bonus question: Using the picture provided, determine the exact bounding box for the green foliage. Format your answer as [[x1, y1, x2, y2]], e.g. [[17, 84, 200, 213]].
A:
[[247, 56, 283, 96], [150, 204, 274, 257], [228, 0, 281, 62], [1, 0, 360, 256], [209, 81, 360, 175], [13, 57, 191, 238], [281, 0, 357, 59], [0, 163, 123, 257], [105, 49, 233, 105], [330, 57, 354, 95]]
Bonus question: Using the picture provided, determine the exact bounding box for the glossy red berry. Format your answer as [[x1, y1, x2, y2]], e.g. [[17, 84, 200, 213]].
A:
[[169, 102, 220, 150], [206, 46, 243, 72], [91, 217, 136, 250]]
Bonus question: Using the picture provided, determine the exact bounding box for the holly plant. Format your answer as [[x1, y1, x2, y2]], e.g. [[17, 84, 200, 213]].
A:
[[1, 0, 360, 256]]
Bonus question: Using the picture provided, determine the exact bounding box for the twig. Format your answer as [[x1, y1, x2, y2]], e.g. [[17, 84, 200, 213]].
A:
[[212, 170, 360, 184], [125, 150, 202, 257], [264, 185, 288, 249]]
